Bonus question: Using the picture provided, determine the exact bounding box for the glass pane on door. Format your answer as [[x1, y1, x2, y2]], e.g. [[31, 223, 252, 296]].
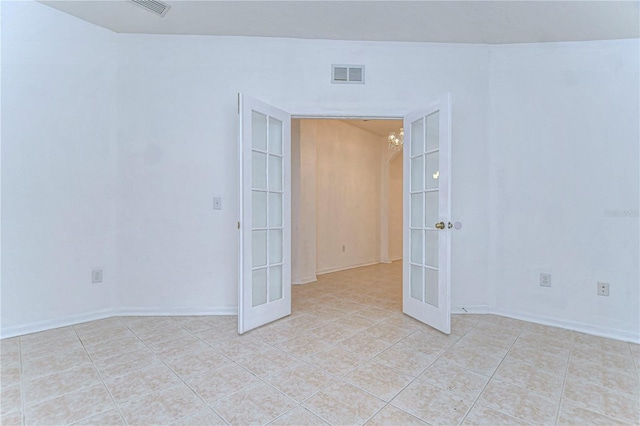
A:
[[425, 191, 439, 228], [410, 265, 423, 301], [410, 230, 423, 264], [252, 191, 267, 228], [425, 111, 439, 152], [268, 156, 283, 191], [411, 119, 424, 155], [269, 265, 283, 302], [252, 152, 267, 189], [411, 156, 424, 191], [411, 193, 423, 227], [269, 230, 283, 264], [268, 193, 283, 227], [252, 230, 267, 267], [252, 112, 268, 151], [268, 117, 283, 155], [252, 268, 267, 307], [425, 269, 439, 307], [425, 152, 439, 190], [425, 231, 438, 267]]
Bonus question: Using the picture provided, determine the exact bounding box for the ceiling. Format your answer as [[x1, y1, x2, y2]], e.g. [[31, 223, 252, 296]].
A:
[[340, 119, 403, 137], [40, 1, 639, 44]]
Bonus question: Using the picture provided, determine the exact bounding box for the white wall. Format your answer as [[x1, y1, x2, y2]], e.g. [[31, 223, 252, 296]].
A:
[[1, 1, 119, 331], [312, 120, 383, 274], [487, 40, 640, 340], [7, 1, 637, 341], [388, 153, 403, 261], [1, 5, 492, 332], [115, 34, 491, 312]]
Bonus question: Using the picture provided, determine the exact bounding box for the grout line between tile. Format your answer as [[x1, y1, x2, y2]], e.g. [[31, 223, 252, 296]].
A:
[[629, 342, 640, 373], [552, 330, 575, 425], [18, 336, 25, 426], [260, 403, 298, 426], [122, 318, 228, 423], [70, 321, 127, 426], [361, 402, 388, 425], [457, 327, 523, 425]]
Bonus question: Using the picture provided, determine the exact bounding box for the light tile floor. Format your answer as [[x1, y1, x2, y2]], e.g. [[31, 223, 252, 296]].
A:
[[1, 262, 639, 425]]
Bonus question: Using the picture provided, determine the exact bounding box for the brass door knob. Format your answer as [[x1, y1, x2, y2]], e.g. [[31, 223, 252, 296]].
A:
[[435, 222, 445, 229]]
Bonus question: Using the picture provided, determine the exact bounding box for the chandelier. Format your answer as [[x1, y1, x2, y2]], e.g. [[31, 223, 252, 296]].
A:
[[388, 128, 404, 150]]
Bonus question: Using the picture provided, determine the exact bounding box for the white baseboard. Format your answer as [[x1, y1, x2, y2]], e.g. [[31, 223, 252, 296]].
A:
[[452, 305, 491, 314], [116, 306, 237, 317], [1, 306, 238, 339], [1, 309, 117, 339], [4, 303, 638, 344], [491, 307, 640, 344], [292, 275, 318, 285], [317, 261, 380, 276], [453, 305, 639, 344]]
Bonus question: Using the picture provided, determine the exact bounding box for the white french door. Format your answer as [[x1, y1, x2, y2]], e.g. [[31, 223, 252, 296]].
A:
[[238, 94, 291, 334], [403, 94, 452, 334]]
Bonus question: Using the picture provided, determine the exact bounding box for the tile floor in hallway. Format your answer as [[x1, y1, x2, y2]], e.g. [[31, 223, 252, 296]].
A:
[[1, 262, 639, 425]]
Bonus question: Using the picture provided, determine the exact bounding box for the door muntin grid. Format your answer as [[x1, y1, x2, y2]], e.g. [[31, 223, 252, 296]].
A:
[[251, 111, 284, 307], [409, 111, 440, 308]]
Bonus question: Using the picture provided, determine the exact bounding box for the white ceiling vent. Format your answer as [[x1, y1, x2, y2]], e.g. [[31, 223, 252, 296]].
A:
[[332, 65, 365, 84], [130, 0, 171, 17]]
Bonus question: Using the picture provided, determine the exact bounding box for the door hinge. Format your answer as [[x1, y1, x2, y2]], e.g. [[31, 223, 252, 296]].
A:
[[237, 221, 240, 229], [237, 93, 240, 114]]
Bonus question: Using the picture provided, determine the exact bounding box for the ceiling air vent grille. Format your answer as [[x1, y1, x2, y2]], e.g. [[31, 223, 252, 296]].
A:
[[131, 0, 171, 17], [332, 65, 365, 84]]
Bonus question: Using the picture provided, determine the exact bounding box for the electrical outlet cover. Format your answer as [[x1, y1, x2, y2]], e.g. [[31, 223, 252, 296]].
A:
[[597, 281, 609, 296]]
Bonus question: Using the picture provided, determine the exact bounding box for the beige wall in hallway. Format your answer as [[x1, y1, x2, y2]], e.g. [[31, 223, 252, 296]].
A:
[[291, 120, 318, 284], [388, 153, 403, 261], [292, 120, 384, 280]]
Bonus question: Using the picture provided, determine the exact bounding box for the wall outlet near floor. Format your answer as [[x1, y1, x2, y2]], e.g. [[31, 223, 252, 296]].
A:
[[597, 281, 610, 296], [92, 269, 103, 284], [539, 273, 551, 287]]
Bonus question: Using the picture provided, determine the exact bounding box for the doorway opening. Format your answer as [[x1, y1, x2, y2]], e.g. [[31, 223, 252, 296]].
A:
[[290, 118, 404, 312]]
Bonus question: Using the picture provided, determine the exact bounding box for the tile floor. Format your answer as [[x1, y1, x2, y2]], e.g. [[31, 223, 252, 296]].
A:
[[1, 262, 639, 425]]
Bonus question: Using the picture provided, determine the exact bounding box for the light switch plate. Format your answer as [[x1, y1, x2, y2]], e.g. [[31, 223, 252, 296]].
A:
[[540, 273, 551, 287], [213, 197, 222, 210]]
